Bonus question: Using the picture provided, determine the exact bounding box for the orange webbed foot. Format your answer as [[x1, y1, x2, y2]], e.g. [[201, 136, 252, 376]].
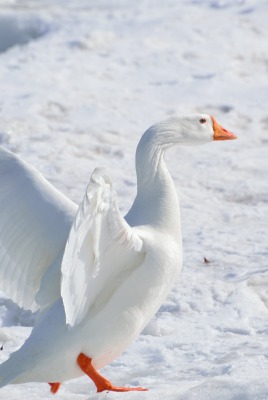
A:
[[77, 353, 148, 393], [49, 382, 61, 394], [96, 381, 148, 393]]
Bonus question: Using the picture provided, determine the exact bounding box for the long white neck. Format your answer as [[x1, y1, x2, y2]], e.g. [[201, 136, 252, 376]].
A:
[[125, 134, 181, 238]]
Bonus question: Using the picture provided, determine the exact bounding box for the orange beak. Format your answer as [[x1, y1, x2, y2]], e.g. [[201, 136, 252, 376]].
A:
[[211, 116, 237, 141]]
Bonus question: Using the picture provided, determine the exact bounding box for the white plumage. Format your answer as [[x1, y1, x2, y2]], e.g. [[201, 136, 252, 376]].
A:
[[61, 168, 144, 327], [0, 147, 76, 311], [0, 115, 236, 393]]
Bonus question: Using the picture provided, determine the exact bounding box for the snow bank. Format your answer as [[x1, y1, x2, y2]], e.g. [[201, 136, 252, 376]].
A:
[[178, 380, 268, 400], [0, 14, 48, 53]]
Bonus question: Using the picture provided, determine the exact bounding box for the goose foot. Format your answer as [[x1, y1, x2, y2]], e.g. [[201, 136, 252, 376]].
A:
[[49, 382, 61, 394], [77, 353, 148, 393]]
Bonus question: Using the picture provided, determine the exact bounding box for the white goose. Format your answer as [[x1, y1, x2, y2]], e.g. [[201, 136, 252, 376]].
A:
[[0, 115, 236, 394]]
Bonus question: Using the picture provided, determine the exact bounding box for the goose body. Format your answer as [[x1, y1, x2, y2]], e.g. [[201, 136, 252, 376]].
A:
[[0, 115, 236, 392]]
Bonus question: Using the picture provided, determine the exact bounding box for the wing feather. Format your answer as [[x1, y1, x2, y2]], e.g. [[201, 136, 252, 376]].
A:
[[61, 168, 144, 327], [0, 147, 77, 310]]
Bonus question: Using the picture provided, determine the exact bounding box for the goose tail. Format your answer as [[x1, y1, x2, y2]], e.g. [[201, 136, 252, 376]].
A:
[[0, 352, 25, 388]]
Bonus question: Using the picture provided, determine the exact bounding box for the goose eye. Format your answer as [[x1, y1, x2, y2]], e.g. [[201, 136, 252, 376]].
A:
[[199, 118, 207, 124]]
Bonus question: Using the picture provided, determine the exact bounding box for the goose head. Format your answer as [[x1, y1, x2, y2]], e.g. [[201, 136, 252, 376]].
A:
[[133, 114, 236, 223], [140, 114, 237, 149]]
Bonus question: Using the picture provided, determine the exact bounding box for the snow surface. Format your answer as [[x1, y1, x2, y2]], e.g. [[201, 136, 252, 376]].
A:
[[0, 0, 268, 398]]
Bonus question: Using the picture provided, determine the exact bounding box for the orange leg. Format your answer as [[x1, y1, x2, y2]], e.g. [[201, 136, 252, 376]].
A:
[[49, 382, 61, 394], [77, 353, 148, 393]]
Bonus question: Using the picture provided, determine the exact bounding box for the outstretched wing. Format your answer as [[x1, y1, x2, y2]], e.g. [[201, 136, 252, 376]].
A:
[[61, 168, 144, 327], [0, 147, 77, 311]]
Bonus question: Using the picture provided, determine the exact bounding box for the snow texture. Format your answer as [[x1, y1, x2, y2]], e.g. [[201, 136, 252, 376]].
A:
[[0, 0, 268, 398]]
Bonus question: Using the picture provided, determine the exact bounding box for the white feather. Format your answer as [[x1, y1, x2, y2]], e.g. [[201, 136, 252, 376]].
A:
[[61, 168, 144, 327], [0, 147, 77, 311], [0, 115, 220, 389]]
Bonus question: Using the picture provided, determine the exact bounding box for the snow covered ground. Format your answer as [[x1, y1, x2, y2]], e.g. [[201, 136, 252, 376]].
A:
[[0, 0, 268, 398]]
